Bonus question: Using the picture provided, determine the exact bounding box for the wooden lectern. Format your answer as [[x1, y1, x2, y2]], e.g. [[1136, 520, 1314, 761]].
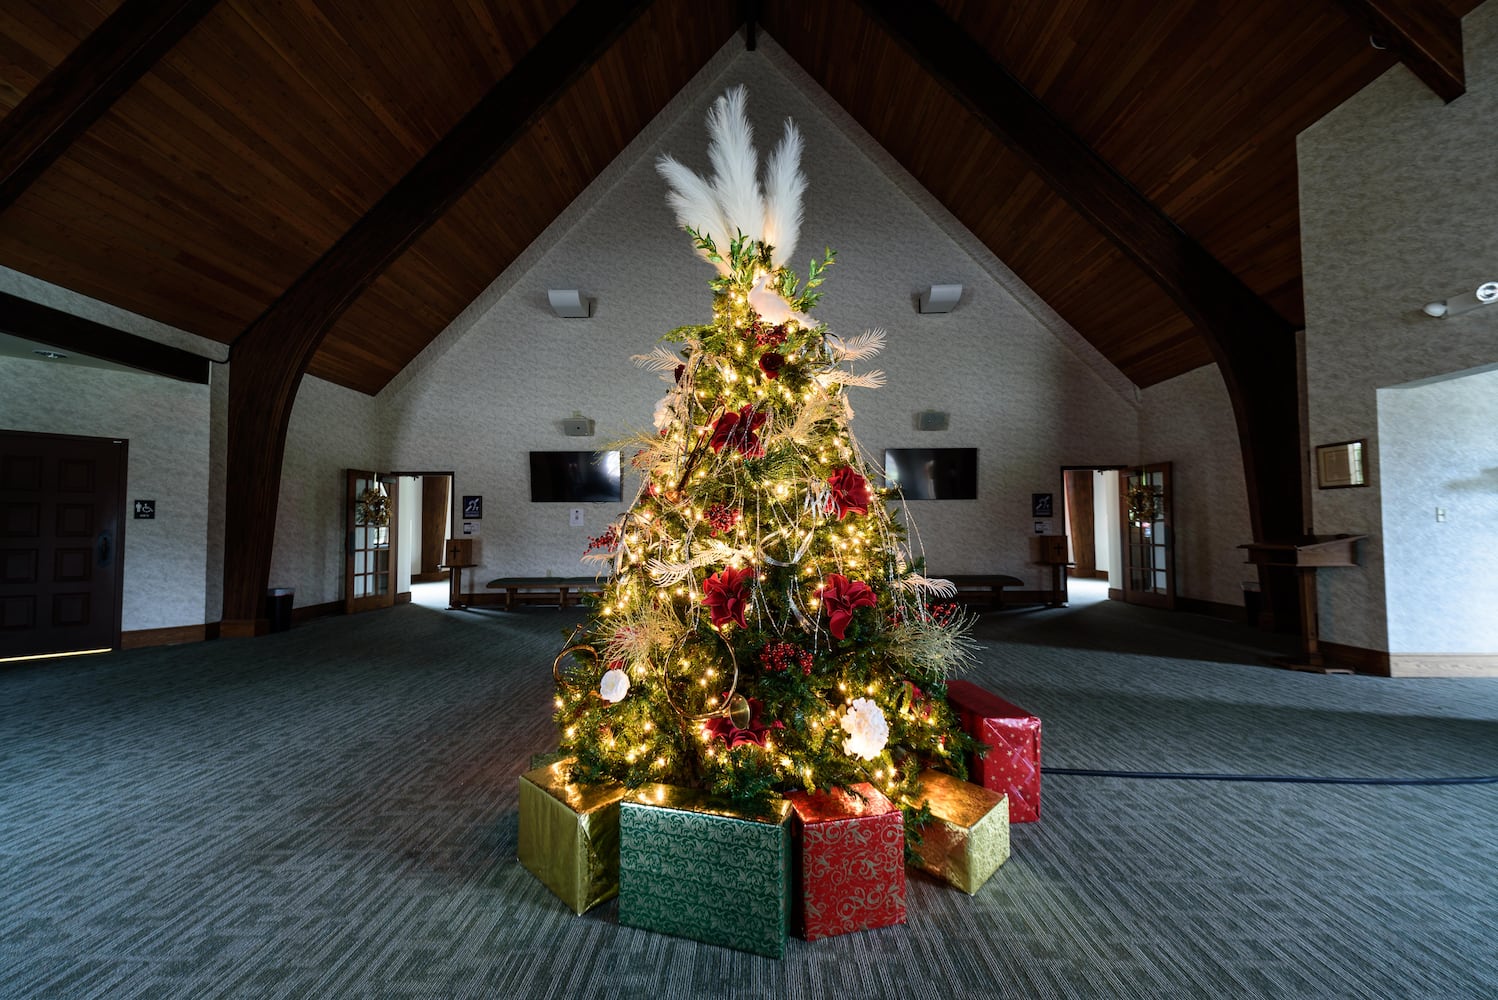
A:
[[1031, 534, 1071, 607], [1239, 535, 1366, 673], [441, 538, 476, 610]]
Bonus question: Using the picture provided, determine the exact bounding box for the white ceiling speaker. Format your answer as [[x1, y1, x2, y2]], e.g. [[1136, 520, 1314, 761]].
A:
[[918, 283, 962, 314], [548, 289, 591, 319]]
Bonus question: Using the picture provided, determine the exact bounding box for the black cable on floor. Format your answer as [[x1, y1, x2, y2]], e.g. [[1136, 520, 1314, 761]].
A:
[[1044, 767, 1498, 786]]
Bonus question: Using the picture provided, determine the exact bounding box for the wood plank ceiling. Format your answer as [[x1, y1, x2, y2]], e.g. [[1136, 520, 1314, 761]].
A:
[[0, 0, 1481, 394]]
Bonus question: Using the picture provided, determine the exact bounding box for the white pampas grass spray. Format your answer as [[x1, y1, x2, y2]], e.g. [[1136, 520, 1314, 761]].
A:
[[761, 119, 805, 267], [656, 154, 731, 271], [705, 86, 764, 245]]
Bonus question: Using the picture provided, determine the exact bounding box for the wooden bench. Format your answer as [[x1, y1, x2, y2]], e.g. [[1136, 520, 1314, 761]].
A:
[[943, 574, 1023, 609], [485, 576, 607, 610]]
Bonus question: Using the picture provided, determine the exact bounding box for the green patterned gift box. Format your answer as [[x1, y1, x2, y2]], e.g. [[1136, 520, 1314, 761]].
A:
[[618, 784, 793, 957], [909, 769, 1010, 895], [517, 760, 626, 915]]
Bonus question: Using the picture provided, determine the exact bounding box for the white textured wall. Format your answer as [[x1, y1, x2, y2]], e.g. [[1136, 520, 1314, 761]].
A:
[[270, 375, 388, 607], [1140, 365, 1254, 607], [1299, 0, 1498, 652], [1378, 366, 1498, 656], [0, 357, 210, 631], [382, 40, 1140, 592]]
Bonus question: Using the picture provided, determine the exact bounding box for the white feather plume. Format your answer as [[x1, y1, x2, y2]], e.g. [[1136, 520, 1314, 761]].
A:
[[656, 154, 731, 271], [826, 328, 886, 361], [820, 368, 887, 390], [761, 119, 805, 268], [632, 347, 686, 373], [892, 575, 959, 599], [706, 86, 764, 245]]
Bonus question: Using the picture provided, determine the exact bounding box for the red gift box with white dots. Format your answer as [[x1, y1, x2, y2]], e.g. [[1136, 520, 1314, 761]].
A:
[[784, 783, 906, 940], [944, 680, 1042, 823]]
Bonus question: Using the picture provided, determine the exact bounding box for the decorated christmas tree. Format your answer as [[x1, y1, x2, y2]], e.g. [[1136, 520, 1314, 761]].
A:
[[553, 87, 979, 837]]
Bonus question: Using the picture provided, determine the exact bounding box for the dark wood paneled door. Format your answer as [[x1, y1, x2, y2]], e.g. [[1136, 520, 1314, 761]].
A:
[[345, 470, 397, 615], [0, 431, 126, 660], [1122, 462, 1175, 610]]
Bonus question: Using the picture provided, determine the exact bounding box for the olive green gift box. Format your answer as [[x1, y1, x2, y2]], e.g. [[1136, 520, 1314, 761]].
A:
[[908, 769, 1010, 895], [618, 784, 793, 957], [517, 760, 626, 915]]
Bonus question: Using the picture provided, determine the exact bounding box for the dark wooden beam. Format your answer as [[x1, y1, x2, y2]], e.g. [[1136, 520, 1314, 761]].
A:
[[854, 0, 1305, 553], [0, 291, 211, 383], [219, 0, 655, 634], [1335, 0, 1464, 103], [0, 0, 221, 212]]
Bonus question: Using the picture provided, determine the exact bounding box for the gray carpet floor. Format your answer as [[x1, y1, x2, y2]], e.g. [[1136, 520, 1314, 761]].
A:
[[1, 597, 1495, 999]]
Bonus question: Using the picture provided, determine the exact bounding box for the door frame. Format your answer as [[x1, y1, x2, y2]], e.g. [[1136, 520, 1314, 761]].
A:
[[387, 470, 456, 592], [345, 469, 398, 615]]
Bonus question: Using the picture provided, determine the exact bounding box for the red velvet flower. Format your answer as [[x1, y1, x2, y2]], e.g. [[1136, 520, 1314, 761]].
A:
[[701, 697, 784, 748], [821, 573, 877, 640], [702, 566, 755, 629], [709, 405, 767, 458], [827, 466, 871, 519], [758, 351, 785, 379]]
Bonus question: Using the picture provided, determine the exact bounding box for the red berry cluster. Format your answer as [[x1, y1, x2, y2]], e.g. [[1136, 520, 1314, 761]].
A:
[[585, 525, 619, 552], [760, 641, 814, 675], [751, 318, 788, 347], [926, 601, 960, 627], [704, 503, 740, 535]]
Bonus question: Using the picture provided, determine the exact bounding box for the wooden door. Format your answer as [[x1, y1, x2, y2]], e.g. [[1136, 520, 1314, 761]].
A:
[[1121, 462, 1175, 609], [345, 470, 397, 615], [1, 431, 126, 659]]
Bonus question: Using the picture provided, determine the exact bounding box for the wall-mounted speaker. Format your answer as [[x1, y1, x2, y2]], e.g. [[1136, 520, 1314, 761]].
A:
[[915, 410, 950, 431], [562, 416, 595, 437]]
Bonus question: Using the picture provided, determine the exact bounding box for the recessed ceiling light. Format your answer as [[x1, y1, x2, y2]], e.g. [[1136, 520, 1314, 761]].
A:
[[32, 349, 67, 360]]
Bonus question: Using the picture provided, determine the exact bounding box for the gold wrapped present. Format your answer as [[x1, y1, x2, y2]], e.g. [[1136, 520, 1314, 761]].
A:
[[517, 760, 626, 915], [909, 769, 1010, 895]]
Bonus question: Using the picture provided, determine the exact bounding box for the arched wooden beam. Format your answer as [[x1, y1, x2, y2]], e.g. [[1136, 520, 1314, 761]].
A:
[[0, 0, 221, 212], [219, 0, 655, 635], [1335, 0, 1465, 103], [854, 0, 1306, 554]]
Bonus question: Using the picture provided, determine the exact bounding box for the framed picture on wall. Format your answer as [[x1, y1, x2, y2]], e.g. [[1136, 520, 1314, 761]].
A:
[[1315, 440, 1367, 489]]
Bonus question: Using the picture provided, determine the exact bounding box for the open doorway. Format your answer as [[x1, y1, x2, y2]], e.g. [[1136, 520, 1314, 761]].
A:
[[1061, 466, 1125, 599], [390, 471, 454, 605]]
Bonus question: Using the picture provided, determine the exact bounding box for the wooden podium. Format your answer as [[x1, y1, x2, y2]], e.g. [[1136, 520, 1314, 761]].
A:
[[1239, 535, 1366, 673], [1031, 534, 1070, 607], [441, 538, 476, 610]]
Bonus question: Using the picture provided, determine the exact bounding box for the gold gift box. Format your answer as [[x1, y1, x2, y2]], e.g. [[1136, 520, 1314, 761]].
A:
[[909, 769, 1010, 895], [517, 760, 626, 915]]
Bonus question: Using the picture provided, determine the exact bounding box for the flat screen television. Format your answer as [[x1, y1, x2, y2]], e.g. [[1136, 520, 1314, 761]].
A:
[[883, 448, 978, 500], [529, 450, 622, 503]]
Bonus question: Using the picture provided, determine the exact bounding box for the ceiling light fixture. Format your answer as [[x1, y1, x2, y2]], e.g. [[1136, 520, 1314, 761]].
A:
[[1422, 281, 1498, 319]]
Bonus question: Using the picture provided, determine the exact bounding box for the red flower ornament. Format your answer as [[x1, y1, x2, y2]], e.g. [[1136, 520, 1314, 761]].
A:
[[702, 696, 784, 748], [702, 566, 755, 629], [821, 573, 877, 640], [758, 351, 785, 379], [827, 466, 871, 519], [709, 405, 767, 458]]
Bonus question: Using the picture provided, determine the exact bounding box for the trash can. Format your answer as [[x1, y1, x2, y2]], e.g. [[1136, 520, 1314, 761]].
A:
[[267, 587, 294, 633]]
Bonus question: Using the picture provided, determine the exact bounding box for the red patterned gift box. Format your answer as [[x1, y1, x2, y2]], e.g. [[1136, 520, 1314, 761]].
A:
[[945, 680, 1042, 823], [784, 783, 906, 940]]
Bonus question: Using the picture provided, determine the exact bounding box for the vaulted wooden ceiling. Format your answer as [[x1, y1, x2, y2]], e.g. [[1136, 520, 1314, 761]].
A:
[[0, 0, 1480, 394]]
